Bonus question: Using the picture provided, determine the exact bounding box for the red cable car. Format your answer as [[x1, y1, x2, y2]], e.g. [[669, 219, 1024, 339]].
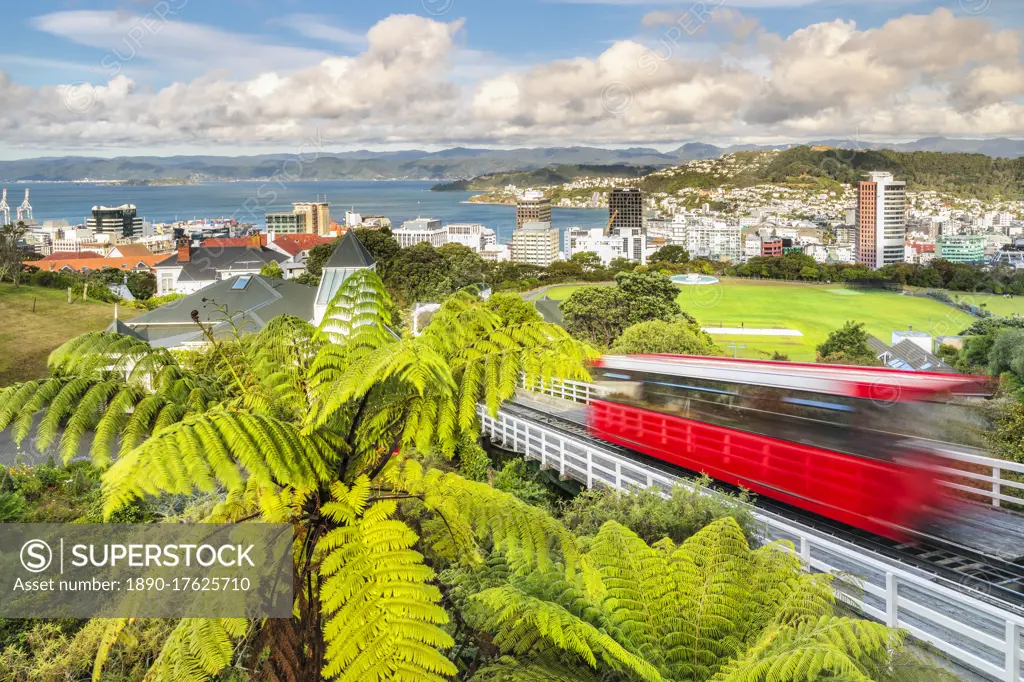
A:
[[587, 355, 992, 541]]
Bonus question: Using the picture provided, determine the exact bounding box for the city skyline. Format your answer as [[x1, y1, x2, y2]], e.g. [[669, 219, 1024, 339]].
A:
[[0, 0, 1020, 158]]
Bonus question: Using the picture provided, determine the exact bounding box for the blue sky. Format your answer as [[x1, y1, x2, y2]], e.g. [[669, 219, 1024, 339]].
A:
[[0, 0, 1021, 157]]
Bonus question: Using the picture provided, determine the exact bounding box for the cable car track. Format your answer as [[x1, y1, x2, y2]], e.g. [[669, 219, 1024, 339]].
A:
[[501, 399, 1024, 616]]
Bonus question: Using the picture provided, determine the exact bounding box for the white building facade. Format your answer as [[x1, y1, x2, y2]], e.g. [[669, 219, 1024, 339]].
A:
[[394, 218, 446, 248]]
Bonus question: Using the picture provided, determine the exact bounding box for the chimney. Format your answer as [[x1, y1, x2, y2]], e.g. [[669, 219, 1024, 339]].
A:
[[178, 239, 192, 263], [266, 231, 275, 244], [250, 234, 261, 249]]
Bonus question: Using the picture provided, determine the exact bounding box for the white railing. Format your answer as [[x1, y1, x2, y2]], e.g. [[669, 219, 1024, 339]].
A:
[[480, 405, 1024, 682], [524, 376, 1024, 511], [521, 377, 603, 404]]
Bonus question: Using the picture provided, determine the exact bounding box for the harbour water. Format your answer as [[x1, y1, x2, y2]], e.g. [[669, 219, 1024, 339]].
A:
[[11, 180, 609, 245]]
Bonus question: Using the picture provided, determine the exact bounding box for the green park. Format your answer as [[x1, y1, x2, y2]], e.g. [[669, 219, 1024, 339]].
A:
[[542, 278, 1024, 361]]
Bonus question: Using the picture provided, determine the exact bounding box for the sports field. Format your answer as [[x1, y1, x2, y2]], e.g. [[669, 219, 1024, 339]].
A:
[[950, 293, 1024, 318], [542, 280, 978, 361]]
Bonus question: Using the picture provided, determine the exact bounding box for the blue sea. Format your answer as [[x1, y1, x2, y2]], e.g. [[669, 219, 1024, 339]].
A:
[[12, 180, 609, 245]]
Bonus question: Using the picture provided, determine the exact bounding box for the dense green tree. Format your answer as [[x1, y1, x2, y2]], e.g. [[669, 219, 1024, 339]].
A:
[[610, 318, 722, 356], [387, 242, 451, 304], [486, 292, 542, 325], [259, 261, 284, 279], [988, 329, 1024, 385], [438, 243, 486, 291], [0, 270, 595, 681], [542, 260, 585, 282], [562, 272, 683, 348], [568, 251, 603, 272], [649, 245, 690, 265], [990, 400, 1024, 465], [816, 321, 880, 366], [0, 223, 28, 287]]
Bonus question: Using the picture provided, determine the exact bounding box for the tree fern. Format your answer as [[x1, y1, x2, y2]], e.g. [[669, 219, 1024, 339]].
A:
[[317, 476, 458, 682], [101, 411, 338, 518]]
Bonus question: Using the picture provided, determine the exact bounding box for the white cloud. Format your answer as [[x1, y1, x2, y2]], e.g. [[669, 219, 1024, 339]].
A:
[[1, 8, 1021, 153], [272, 14, 368, 49], [30, 10, 330, 80]]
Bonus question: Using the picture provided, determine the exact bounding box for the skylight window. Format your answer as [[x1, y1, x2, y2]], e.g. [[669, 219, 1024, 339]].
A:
[[231, 275, 252, 290]]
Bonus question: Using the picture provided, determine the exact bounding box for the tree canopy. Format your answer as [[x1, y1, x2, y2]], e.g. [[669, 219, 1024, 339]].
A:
[[561, 272, 684, 348], [815, 321, 880, 366], [610, 318, 722, 357]]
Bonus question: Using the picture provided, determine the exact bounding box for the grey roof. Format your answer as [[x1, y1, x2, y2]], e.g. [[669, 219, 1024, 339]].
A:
[[324, 232, 375, 270], [117, 275, 316, 348], [868, 336, 957, 374], [534, 296, 563, 327], [893, 330, 931, 338], [154, 247, 288, 282]]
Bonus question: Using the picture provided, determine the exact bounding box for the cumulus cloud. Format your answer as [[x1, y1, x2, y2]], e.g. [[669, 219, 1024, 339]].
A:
[[2, 8, 1022, 152]]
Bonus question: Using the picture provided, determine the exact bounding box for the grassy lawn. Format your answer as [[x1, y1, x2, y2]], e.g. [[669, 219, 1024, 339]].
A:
[[0, 284, 140, 384], [544, 279, 975, 361], [949, 292, 1024, 319]]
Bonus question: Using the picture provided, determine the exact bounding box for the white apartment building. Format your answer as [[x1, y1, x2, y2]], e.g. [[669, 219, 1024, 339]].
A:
[[394, 218, 446, 248], [511, 222, 559, 267], [445, 223, 497, 252], [856, 171, 907, 269], [743, 235, 762, 259], [684, 223, 742, 262], [564, 227, 644, 265]]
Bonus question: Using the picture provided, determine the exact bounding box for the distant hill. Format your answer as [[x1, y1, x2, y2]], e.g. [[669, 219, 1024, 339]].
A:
[[439, 147, 1024, 201], [431, 164, 659, 191], [643, 147, 1024, 200], [1, 137, 1022, 183]]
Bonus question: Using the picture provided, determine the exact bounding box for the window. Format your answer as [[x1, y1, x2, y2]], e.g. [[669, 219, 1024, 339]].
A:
[[231, 275, 252, 290]]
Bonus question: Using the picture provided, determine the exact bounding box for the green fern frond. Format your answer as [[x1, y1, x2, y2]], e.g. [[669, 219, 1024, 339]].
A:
[[101, 411, 337, 518], [473, 585, 663, 682], [318, 477, 458, 682], [471, 654, 605, 682], [144, 618, 247, 682], [710, 616, 899, 682]]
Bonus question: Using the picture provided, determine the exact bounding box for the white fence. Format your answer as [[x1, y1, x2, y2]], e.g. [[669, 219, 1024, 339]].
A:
[[523, 377, 1024, 511], [482, 401, 1024, 681]]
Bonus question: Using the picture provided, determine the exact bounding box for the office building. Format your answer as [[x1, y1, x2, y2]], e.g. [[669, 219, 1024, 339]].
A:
[[684, 223, 742, 262], [511, 221, 559, 267], [516, 192, 551, 230], [394, 218, 446, 248], [445, 223, 497, 252], [609, 188, 644, 232], [856, 172, 907, 269], [265, 212, 309, 235], [292, 202, 331, 236], [564, 227, 629, 265], [937, 235, 986, 263], [88, 205, 144, 239]]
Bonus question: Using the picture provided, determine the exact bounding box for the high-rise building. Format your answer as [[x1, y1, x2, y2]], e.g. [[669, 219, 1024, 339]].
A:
[[609, 188, 644, 232], [516, 192, 551, 230], [511, 221, 559, 267], [293, 202, 331, 236], [88, 205, 144, 239], [265, 212, 309, 234], [394, 218, 446, 248], [856, 172, 907, 269]]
